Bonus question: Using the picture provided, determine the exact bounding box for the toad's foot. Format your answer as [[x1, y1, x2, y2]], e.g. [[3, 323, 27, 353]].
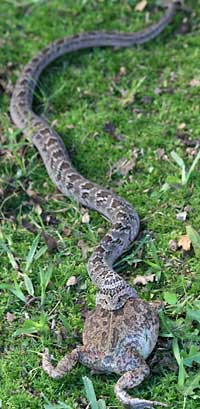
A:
[[42, 347, 80, 379], [115, 365, 168, 409]]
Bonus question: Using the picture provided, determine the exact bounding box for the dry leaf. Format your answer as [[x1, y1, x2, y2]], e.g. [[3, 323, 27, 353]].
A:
[[156, 148, 165, 160], [66, 124, 75, 129], [26, 188, 37, 198], [103, 122, 124, 141], [178, 235, 191, 251], [177, 123, 186, 130], [62, 227, 72, 237], [22, 218, 37, 234], [42, 232, 58, 252], [169, 239, 178, 252], [119, 66, 126, 76], [78, 239, 89, 259], [176, 211, 187, 222], [66, 275, 77, 286], [6, 312, 15, 323], [26, 189, 42, 205], [135, 0, 147, 12], [112, 157, 137, 177], [51, 119, 58, 127], [186, 147, 197, 156], [35, 203, 43, 215], [133, 274, 155, 286], [42, 213, 58, 226], [81, 212, 90, 224], [58, 325, 68, 340], [190, 78, 200, 87]]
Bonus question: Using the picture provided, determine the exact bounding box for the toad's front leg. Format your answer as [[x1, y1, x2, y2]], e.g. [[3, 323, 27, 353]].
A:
[[42, 347, 81, 379], [115, 362, 167, 409]]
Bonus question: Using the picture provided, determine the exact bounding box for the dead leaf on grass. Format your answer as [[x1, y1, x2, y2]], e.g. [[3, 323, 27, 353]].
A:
[[117, 157, 137, 176], [66, 275, 77, 286], [5, 312, 16, 323], [78, 239, 89, 259], [35, 203, 43, 216], [66, 124, 75, 129], [186, 225, 200, 257], [135, 0, 147, 12], [57, 325, 68, 341], [186, 147, 198, 157], [156, 148, 168, 161], [81, 212, 90, 224], [110, 156, 137, 178], [176, 211, 187, 222], [119, 66, 126, 76], [133, 274, 156, 286], [22, 218, 37, 234], [26, 188, 42, 205], [62, 227, 72, 237], [103, 122, 124, 142], [177, 123, 186, 130], [190, 78, 200, 87], [41, 213, 58, 226], [169, 239, 178, 252], [178, 235, 191, 251], [41, 232, 58, 252]]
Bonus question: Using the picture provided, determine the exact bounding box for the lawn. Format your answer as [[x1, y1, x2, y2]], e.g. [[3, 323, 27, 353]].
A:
[[0, 0, 200, 408]]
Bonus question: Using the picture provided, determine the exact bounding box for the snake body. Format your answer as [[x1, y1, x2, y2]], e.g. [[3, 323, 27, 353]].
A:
[[10, 2, 182, 310]]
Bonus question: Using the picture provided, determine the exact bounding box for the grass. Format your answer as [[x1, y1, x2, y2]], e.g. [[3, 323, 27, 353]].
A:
[[0, 0, 200, 408]]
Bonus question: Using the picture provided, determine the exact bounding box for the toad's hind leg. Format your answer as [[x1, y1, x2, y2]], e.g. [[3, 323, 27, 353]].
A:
[[115, 362, 167, 409], [42, 347, 81, 379]]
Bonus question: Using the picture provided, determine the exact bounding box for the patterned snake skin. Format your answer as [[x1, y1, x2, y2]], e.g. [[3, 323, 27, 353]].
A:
[[10, 1, 183, 310]]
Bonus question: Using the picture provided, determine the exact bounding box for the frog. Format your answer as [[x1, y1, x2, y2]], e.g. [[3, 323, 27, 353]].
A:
[[42, 298, 167, 408]]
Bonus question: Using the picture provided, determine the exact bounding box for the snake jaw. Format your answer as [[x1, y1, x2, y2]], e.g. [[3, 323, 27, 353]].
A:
[[96, 286, 138, 311]]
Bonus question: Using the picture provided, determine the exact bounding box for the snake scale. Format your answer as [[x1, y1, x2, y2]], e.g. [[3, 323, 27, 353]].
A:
[[10, 1, 184, 311]]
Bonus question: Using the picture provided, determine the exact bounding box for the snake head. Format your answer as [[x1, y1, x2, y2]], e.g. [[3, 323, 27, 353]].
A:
[[96, 286, 138, 311]]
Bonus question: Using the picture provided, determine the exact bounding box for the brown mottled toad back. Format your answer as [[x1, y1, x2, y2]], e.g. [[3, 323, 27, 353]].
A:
[[43, 298, 167, 408]]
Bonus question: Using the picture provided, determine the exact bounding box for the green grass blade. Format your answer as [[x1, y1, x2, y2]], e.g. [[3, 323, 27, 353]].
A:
[[114, 234, 150, 267], [23, 273, 34, 296], [171, 151, 186, 184], [186, 150, 200, 184], [25, 233, 40, 272], [35, 244, 48, 260], [171, 150, 185, 168], [178, 357, 186, 388], [0, 240, 19, 270], [98, 399, 107, 409], [39, 263, 53, 305], [183, 373, 200, 397], [186, 309, 200, 323], [43, 394, 72, 408], [186, 225, 200, 257], [172, 338, 181, 366], [83, 376, 99, 409], [172, 338, 186, 388], [12, 277, 26, 302]]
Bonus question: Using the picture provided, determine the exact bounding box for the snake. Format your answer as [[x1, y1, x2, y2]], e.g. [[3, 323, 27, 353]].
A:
[[10, 1, 184, 311]]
